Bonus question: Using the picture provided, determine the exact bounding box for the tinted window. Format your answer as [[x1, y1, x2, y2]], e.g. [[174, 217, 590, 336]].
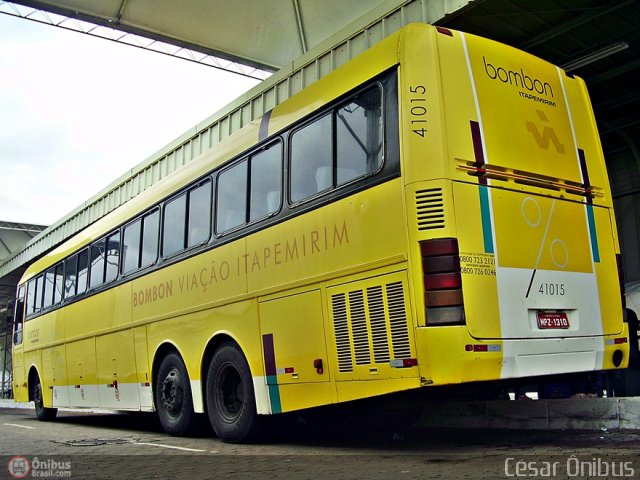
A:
[[216, 161, 247, 233], [89, 239, 106, 289], [142, 210, 159, 268], [122, 219, 141, 274], [249, 144, 282, 221], [105, 231, 120, 283], [54, 263, 64, 305], [77, 249, 89, 295], [26, 279, 36, 316], [336, 87, 383, 185], [34, 275, 44, 313], [43, 268, 55, 309], [163, 194, 186, 257], [188, 180, 212, 247], [64, 255, 78, 298], [290, 113, 332, 202]]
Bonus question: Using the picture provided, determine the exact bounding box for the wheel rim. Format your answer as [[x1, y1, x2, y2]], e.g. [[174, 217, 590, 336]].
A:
[[215, 362, 244, 423], [160, 367, 184, 418]]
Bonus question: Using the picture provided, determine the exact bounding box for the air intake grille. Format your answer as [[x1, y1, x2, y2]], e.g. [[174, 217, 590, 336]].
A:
[[331, 280, 412, 373], [332, 293, 353, 373], [416, 188, 445, 230]]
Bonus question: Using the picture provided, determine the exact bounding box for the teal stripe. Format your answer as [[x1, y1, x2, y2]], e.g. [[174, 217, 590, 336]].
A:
[[479, 185, 494, 254], [586, 204, 600, 263], [266, 375, 282, 414]]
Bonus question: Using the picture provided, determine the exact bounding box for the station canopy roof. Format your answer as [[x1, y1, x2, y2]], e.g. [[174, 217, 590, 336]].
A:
[[4, 0, 436, 77], [6, 0, 638, 184]]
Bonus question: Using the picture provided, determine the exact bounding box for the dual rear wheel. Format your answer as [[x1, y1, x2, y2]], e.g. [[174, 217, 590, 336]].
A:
[[155, 343, 258, 443]]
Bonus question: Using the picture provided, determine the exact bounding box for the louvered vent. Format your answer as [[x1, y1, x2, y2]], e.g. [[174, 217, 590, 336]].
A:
[[416, 188, 445, 230], [387, 281, 412, 358], [332, 293, 353, 373], [331, 281, 411, 373]]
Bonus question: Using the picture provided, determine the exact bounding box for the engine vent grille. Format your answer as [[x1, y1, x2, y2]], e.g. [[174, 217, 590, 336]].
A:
[[331, 280, 411, 373], [416, 188, 445, 230]]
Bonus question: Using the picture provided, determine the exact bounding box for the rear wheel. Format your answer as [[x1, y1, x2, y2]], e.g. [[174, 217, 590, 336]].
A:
[[206, 343, 258, 443], [33, 376, 57, 421], [155, 352, 196, 436]]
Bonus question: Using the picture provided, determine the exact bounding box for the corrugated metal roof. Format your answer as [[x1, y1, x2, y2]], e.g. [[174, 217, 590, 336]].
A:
[[0, 221, 46, 316]]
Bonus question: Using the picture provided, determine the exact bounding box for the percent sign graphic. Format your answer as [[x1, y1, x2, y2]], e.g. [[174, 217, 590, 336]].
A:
[[522, 197, 569, 298]]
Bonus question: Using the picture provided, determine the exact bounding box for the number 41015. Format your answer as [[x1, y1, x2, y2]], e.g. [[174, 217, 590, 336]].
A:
[[408, 85, 428, 138]]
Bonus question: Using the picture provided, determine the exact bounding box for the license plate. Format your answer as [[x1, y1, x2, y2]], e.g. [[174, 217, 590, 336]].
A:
[[537, 311, 569, 329]]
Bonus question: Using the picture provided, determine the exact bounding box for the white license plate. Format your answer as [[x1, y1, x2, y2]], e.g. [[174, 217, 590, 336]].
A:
[[537, 311, 569, 329]]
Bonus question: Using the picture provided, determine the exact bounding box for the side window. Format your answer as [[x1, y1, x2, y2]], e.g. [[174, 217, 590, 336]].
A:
[[123, 209, 160, 273], [216, 161, 247, 233], [26, 279, 36, 316], [249, 143, 282, 221], [122, 219, 141, 274], [162, 193, 187, 257], [188, 180, 212, 247], [336, 87, 383, 185], [13, 285, 25, 345], [105, 231, 120, 283], [76, 249, 89, 295], [141, 210, 159, 268], [53, 263, 64, 305], [290, 113, 332, 203], [89, 238, 106, 289], [64, 255, 78, 299], [42, 267, 55, 309], [34, 275, 44, 314]]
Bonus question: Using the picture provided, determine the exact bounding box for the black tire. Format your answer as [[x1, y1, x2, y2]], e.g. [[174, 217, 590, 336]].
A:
[[155, 352, 197, 436], [33, 376, 57, 421], [206, 343, 258, 443]]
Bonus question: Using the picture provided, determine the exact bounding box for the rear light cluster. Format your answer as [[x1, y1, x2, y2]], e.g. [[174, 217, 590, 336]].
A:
[[420, 238, 465, 325]]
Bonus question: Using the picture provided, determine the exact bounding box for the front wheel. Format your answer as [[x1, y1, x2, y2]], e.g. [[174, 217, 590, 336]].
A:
[[206, 343, 259, 443], [33, 376, 57, 421], [155, 352, 196, 436]]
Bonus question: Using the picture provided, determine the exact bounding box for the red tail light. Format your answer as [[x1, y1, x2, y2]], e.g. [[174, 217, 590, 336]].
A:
[[420, 238, 465, 325]]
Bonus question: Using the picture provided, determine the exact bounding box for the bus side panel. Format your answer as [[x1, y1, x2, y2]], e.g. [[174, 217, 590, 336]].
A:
[[96, 330, 140, 409], [133, 326, 153, 410], [66, 338, 99, 407], [12, 345, 27, 402], [42, 345, 69, 407], [257, 289, 333, 413]]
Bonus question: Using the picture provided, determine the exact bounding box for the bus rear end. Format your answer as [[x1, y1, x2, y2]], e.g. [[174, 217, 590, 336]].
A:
[[406, 25, 629, 388]]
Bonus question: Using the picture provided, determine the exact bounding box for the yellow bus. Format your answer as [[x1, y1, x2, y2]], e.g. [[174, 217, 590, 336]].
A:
[[10, 23, 630, 442]]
